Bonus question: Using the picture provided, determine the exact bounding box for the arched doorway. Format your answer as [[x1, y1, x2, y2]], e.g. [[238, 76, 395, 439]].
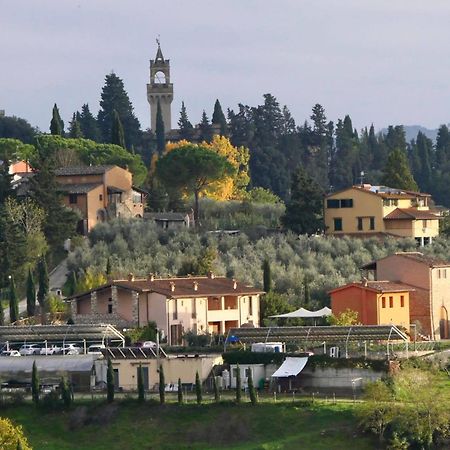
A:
[[440, 306, 449, 339]]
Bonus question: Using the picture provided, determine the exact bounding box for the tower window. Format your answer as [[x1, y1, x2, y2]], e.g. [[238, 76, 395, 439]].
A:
[[154, 71, 167, 84]]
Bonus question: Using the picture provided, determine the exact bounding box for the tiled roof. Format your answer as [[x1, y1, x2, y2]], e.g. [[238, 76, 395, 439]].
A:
[[60, 183, 102, 194], [68, 276, 264, 301], [329, 280, 415, 294], [393, 252, 450, 268], [384, 208, 440, 220], [55, 165, 115, 176]]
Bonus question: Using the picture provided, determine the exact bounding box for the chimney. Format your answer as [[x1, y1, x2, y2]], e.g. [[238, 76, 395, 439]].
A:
[[193, 281, 198, 291], [361, 276, 368, 287], [232, 279, 237, 290], [128, 273, 135, 282], [207, 271, 215, 279], [170, 281, 175, 292], [147, 273, 155, 282]]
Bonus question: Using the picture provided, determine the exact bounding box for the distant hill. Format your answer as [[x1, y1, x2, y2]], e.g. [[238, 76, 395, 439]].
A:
[[380, 125, 450, 143]]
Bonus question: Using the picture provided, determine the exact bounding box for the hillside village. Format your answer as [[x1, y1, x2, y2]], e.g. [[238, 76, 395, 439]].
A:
[[1, 31, 450, 450]]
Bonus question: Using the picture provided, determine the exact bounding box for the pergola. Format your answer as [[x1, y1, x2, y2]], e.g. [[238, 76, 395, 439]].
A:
[[225, 325, 409, 357], [0, 324, 125, 348]]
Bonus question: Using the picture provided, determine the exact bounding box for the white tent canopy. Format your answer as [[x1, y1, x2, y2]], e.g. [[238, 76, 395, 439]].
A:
[[271, 357, 309, 377], [269, 306, 332, 319]]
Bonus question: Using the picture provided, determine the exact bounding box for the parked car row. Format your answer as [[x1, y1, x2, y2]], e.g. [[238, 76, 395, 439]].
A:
[[0, 343, 105, 357]]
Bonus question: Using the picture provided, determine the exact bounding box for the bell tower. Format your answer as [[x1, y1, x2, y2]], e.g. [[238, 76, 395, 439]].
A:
[[147, 39, 173, 132]]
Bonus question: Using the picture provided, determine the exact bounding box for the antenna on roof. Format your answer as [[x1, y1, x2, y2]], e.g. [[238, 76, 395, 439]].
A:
[[359, 171, 365, 186]]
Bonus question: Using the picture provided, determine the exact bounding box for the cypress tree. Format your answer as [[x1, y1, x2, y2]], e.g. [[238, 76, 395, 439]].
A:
[[32, 361, 39, 405], [60, 376, 72, 408], [66, 270, 77, 297], [195, 371, 202, 404], [37, 257, 49, 312], [155, 99, 165, 154], [177, 378, 183, 405], [248, 369, 257, 405], [198, 110, 213, 143], [178, 101, 194, 140], [26, 268, 36, 317], [0, 301, 4, 326], [9, 275, 19, 324], [213, 375, 220, 403], [159, 365, 165, 404], [107, 358, 115, 403], [50, 103, 64, 135], [262, 259, 272, 293], [79, 103, 101, 141], [111, 110, 126, 148], [137, 364, 145, 402], [106, 258, 111, 277], [68, 112, 83, 138], [303, 277, 311, 307], [212, 99, 227, 136], [235, 364, 241, 403]]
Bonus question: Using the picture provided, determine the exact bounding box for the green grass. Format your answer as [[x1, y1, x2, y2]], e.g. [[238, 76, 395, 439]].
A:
[[2, 400, 376, 450]]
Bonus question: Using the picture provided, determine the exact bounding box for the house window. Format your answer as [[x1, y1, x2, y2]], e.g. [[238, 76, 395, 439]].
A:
[[438, 270, 441, 279], [248, 296, 253, 316], [232, 368, 239, 378], [327, 199, 340, 208], [389, 296, 393, 308], [444, 269, 447, 279], [423, 220, 428, 228], [357, 217, 363, 231], [400, 296, 404, 307], [99, 194, 103, 201], [245, 368, 252, 378], [69, 194, 77, 204], [381, 297, 386, 308], [173, 300, 178, 320], [369, 217, 375, 230], [334, 218, 343, 231], [340, 199, 353, 208]]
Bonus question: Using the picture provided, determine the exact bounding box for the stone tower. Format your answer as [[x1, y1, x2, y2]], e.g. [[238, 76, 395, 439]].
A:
[[147, 41, 173, 131]]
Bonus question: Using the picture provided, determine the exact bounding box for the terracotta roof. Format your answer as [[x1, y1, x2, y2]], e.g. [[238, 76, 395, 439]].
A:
[[327, 185, 430, 199], [384, 208, 441, 220], [60, 183, 102, 194], [67, 276, 264, 301], [55, 165, 115, 176], [329, 280, 415, 294], [393, 252, 450, 268]]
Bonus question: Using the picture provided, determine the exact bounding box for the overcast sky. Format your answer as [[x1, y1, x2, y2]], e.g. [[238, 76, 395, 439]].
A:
[[2, 0, 450, 132]]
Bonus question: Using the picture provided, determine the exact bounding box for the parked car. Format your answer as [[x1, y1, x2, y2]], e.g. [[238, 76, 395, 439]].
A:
[[0, 350, 21, 357], [138, 341, 157, 349], [87, 344, 105, 355], [61, 344, 82, 355], [19, 344, 41, 356], [40, 345, 61, 355]]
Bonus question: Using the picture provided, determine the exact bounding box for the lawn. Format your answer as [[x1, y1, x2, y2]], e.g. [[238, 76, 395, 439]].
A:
[[2, 400, 376, 450]]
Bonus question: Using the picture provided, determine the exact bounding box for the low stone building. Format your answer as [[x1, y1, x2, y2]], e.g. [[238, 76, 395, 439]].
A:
[[68, 274, 263, 345]]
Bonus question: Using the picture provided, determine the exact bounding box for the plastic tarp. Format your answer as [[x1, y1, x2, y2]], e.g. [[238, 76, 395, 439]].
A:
[[0, 355, 96, 374], [271, 357, 309, 377], [270, 306, 332, 319]]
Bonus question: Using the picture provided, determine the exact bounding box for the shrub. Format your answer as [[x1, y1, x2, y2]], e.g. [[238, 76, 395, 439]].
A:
[[0, 418, 31, 450]]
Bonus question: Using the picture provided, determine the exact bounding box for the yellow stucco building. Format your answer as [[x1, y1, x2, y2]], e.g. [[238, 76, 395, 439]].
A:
[[324, 184, 440, 244]]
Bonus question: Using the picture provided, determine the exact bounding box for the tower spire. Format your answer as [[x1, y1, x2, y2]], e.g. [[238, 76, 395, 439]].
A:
[[155, 36, 164, 62]]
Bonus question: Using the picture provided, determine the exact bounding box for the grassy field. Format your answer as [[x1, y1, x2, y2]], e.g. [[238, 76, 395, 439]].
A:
[[2, 400, 376, 450]]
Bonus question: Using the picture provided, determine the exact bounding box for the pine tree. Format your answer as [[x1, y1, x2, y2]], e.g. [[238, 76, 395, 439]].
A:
[[32, 361, 39, 405], [37, 257, 49, 311], [159, 365, 165, 404], [248, 369, 257, 405], [79, 104, 101, 141], [155, 99, 165, 154], [212, 99, 227, 136], [235, 364, 241, 403], [177, 378, 183, 405], [282, 166, 324, 234], [111, 110, 126, 148], [213, 375, 220, 403], [68, 112, 83, 138], [178, 101, 194, 140], [9, 275, 19, 324], [107, 358, 115, 403], [198, 110, 213, 143], [382, 149, 418, 191], [26, 268, 36, 317], [137, 364, 145, 402], [50, 103, 64, 135], [195, 371, 202, 404], [262, 259, 272, 293], [97, 72, 141, 148]]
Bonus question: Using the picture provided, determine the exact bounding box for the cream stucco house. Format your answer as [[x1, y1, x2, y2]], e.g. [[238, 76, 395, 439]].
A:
[[68, 274, 263, 345]]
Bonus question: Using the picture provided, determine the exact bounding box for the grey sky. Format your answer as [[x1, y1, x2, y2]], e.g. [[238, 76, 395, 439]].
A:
[[1, 0, 450, 132]]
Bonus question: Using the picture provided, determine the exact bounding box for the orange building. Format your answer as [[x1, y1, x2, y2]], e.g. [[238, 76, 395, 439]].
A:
[[329, 281, 414, 328]]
